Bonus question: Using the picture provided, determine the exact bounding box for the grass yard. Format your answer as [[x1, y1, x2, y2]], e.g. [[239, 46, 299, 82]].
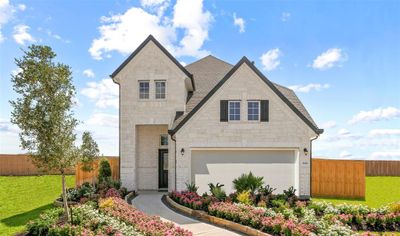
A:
[[0, 175, 75, 236], [313, 176, 400, 208]]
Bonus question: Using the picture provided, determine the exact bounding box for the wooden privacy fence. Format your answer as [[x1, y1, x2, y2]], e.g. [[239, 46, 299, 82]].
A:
[[75, 157, 119, 186], [312, 159, 365, 198], [366, 160, 400, 176], [0, 154, 74, 175]]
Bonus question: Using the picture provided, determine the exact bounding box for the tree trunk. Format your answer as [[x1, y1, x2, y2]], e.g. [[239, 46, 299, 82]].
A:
[[61, 172, 70, 222]]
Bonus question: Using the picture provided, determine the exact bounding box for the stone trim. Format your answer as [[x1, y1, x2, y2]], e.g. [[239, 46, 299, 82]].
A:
[[165, 195, 270, 236]]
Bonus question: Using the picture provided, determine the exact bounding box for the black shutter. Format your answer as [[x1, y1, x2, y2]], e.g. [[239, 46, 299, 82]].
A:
[[220, 100, 228, 122], [260, 100, 269, 122]]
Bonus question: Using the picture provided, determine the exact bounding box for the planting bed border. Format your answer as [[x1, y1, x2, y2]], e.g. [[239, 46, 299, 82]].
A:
[[164, 195, 270, 236]]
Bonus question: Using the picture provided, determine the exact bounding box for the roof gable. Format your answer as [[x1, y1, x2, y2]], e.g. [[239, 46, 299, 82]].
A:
[[169, 56, 323, 135], [110, 35, 195, 90]]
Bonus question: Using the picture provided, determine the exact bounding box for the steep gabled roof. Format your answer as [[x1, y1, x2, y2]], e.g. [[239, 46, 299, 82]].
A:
[[169, 56, 323, 135], [110, 35, 195, 90]]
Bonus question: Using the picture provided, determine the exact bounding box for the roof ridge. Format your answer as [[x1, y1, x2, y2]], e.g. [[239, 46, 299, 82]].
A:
[[185, 55, 234, 68]]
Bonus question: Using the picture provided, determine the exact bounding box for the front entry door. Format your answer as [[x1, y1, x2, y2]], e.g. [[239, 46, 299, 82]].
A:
[[158, 149, 168, 188]]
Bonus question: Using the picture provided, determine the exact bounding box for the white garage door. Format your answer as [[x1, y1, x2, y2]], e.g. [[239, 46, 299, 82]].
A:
[[191, 150, 298, 195]]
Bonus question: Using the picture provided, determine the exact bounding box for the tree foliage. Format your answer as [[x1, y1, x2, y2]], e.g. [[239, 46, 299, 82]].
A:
[[10, 45, 79, 173], [10, 45, 79, 221], [80, 131, 99, 172]]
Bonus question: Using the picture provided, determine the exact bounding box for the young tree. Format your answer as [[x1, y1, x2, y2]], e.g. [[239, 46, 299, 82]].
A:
[[10, 45, 78, 221], [80, 131, 99, 183]]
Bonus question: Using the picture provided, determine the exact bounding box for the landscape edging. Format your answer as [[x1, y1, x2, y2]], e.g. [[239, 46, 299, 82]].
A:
[[165, 195, 270, 236]]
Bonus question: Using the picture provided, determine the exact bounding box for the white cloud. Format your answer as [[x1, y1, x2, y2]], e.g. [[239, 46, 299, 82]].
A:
[[17, 3, 26, 11], [320, 120, 337, 129], [312, 48, 346, 70], [339, 150, 352, 158], [281, 12, 290, 22], [0, 118, 20, 134], [83, 69, 95, 78], [260, 48, 281, 71], [89, 0, 212, 60], [337, 128, 350, 136], [81, 78, 118, 109], [348, 107, 400, 125], [86, 113, 118, 128], [13, 24, 35, 45], [180, 61, 186, 66], [368, 129, 400, 137], [289, 83, 330, 93], [370, 150, 400, 160], [172, 0, 212, 57], [0, 0, 15, 42], [140, 0, 170, 16], [233, 13, 245, 33], [44, 29, 70, 43]]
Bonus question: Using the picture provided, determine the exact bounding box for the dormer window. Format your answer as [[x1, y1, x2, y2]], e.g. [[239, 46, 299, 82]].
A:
[[155, 81, 166, 99], [139, 81, 149, 99]]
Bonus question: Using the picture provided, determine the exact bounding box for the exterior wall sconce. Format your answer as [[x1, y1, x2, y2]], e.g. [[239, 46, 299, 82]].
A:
[[180, 148, 185, 156], [303, 148, 309, 156]]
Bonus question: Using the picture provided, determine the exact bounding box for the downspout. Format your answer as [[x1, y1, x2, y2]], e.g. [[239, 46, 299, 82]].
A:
[[171, 134, 177, 191], [309, 135, 319, 199]]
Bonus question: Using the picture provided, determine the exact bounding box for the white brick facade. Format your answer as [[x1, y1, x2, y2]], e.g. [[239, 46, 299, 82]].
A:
[[173, 64, 316, 196], [113, 37, 319, 197]]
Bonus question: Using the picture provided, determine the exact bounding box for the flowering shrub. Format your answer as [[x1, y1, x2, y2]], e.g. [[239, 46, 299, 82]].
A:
[[72, 204, 141, 235], [169, 191, 205, 210], [106, 188, 122, 198], [309, 201, 400, 231], [208, 202, 314, 235], [100, 197, 192, 236]]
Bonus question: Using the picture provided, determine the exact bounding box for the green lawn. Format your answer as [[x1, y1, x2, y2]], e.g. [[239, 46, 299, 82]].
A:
[[0, 175, 75, 236], [313, 176, 400, 208]]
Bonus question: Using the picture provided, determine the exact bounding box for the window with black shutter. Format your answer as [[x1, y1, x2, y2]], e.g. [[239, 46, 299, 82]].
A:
[[220, 100, 228, 122], [260, 100, 269, 122]]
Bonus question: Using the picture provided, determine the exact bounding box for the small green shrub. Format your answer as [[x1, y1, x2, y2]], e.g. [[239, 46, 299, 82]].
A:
[[283, 186, 296, 199], [237, 190, 252, 205], [259, 184, 276, 196], [26, 208, 63, 236], [232, 172, 264, 194], [185, 182, 199, 193], [98, 158, 112, 183], [208, 183, 226, 200]]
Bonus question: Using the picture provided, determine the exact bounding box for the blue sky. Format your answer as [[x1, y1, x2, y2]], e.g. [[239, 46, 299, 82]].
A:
[[0, 0, 399, 159]]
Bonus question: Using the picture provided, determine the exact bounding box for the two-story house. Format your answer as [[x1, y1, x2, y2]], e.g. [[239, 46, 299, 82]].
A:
[[111, 35, 323, 198]]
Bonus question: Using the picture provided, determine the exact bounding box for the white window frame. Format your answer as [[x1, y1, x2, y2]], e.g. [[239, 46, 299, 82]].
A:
[[247, 100, 260, 121], [155, 80, 166, 99], [228, 101, 241, 121], [138, 80, 150, 99]]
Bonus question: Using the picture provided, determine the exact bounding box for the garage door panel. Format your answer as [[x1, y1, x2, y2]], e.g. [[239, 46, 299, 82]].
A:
[[191, 150, 296, 194]]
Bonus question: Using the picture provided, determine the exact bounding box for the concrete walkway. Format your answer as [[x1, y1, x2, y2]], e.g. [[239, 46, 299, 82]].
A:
[[132, 191, 242, 236]]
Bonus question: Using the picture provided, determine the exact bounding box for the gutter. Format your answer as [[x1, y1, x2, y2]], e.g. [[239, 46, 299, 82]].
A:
[[309, 135, 319, 199]]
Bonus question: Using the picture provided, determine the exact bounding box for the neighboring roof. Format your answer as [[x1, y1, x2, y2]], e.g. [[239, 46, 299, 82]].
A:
[[110, 35, 195, 90], [170, 56, 323, 135]]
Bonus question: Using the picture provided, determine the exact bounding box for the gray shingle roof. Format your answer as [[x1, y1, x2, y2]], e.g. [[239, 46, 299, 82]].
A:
[[170, 55, 321, 134]]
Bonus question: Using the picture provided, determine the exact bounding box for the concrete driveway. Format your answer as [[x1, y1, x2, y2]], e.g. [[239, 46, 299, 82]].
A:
[[132, 191, 242, 236]]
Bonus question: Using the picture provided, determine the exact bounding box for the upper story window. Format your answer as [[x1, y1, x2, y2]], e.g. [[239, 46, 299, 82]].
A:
[[160, 134, 168, 146], [228, 101, 240, 121], [248, 101, 260, 121], [139, 81, 149, 99], [155, 81, 166, 99]]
